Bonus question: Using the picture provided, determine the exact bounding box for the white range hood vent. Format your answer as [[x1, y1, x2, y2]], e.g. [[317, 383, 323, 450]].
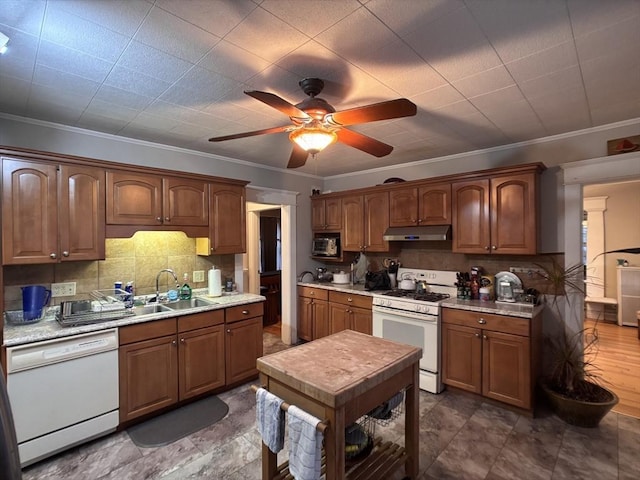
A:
[[382, 225, 451, 241]]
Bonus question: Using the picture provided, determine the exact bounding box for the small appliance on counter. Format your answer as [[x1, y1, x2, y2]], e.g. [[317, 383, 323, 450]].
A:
[[312, 236, 340, 258], [494, 271, 523, 303]]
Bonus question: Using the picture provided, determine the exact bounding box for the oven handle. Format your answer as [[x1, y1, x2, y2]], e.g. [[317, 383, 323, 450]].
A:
[[372, 305, 439, 323]]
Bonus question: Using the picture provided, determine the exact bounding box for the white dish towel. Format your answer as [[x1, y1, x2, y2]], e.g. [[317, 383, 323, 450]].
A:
[[255, 388, 285, 453], [287, 405, 323, 480]]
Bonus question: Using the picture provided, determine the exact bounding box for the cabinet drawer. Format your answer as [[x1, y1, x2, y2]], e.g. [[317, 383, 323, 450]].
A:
[[442, 308, 529, 337], [178, 310, 224, 333], [328, 291, 372, 310], [119, 318, 177, 345], [226, 302, 264, 323], [298, 286, 329, 301]]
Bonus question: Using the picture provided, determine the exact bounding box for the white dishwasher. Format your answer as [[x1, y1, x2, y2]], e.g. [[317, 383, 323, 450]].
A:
[[6, 328, 119, 467]]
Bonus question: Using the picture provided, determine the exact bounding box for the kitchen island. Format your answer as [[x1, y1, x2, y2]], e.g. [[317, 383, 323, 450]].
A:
[[256, 329, 422, 480]]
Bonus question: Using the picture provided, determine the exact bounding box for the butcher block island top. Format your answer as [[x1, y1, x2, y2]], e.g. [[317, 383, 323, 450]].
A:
[[256, 329, 422, 480]]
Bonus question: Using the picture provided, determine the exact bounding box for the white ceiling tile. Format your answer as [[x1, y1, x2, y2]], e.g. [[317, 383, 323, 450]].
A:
[[76, 112, 129, 134], [26, 103, 85, 124], [154, 0, 258, 38], [574, 16, 640, 63], [93, 85, 155, 110], [198, 40, 271, 83], [469, 85, 526, 112], [365, 0, 465, 33], [0, 0, 46, 36], [411, 84, 465, 111], [83, 99, 141, 122], [583, 60, 640, 109], [260, 0, 362, 37], [506, 41, 579, 84], [0, 27, 39, 81], [591, 97, 640, 126], [42, 7, 131, 62], [126, 111, 180, 131], [519, 65, 584, 100], [36, 40, 113, 82], [50, 0, 152, 36], [466, 0, 573, 63], [224, 7, 310, 62], [452, 65, 515, 99], [175, 66, 237, 101], [0, 74, 30, 114], [568, 0, 640, 38], [33, 64, 100, 97], [117, 41, 194, 83], [28, 83, 93, 110], [134, 6, 221, 63], [103, 66, 172, 98]]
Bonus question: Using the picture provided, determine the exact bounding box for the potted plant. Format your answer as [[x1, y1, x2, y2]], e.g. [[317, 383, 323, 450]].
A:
[[533, 257, 618, 428]]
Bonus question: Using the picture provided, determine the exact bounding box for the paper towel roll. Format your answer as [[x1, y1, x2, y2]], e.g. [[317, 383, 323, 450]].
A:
[[208, 267, 222, 297]]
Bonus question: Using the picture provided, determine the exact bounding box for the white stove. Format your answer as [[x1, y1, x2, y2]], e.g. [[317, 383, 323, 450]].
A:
[[372, 268, 457, 394]]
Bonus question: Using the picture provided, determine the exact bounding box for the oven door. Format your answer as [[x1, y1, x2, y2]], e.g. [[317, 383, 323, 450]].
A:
[[372, 305, 439, 375]]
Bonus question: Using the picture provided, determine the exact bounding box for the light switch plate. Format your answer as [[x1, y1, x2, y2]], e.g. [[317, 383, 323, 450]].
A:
[[193, 270, 205, 282], [51, 282, 76, 297]]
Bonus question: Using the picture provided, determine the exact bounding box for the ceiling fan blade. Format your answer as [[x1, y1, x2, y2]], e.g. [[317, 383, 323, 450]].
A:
[[209, 125, 290, 142], [325, 98, 416, 127], [245, 91, 311, 120], [287, 144, 309, 168], [336, 128, 394, 157]]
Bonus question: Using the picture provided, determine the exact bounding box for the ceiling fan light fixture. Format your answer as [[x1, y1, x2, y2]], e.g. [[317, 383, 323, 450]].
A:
[[289, 127, 337, 154]]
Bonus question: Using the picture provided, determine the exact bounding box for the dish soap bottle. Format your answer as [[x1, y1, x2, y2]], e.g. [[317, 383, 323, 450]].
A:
[[179, 273, 192, 300]]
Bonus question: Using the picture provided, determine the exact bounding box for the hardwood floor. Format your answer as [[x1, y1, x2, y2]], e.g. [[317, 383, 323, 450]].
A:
[[585, 319, 640, 418], [263, 321, 281, 337]]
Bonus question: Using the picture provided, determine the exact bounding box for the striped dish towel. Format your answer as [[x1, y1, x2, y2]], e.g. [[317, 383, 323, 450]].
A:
[[287, 405, 323, 480], [255, 388, 285, 453]]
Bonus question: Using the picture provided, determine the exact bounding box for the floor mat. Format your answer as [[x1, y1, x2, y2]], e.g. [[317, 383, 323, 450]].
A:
[[127, 395, 229, 448]]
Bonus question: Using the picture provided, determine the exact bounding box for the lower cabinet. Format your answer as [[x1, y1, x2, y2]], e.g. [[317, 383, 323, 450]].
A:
[[225, 302, 264, 385], [119, 310, 225, 423], [328, 291, 372, 336], [297, 286, 329, 341], [442, 308, 540, 410]]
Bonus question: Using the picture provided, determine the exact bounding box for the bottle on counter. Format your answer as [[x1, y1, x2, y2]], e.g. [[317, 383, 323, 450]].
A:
[[180, 273, 192, 300], [470, 272, 480, 300], [124, 281, 134, 308]]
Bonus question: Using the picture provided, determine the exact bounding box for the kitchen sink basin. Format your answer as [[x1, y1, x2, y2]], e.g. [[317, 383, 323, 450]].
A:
[[133, 304, 172, 316], [164, 298, 217, 310]]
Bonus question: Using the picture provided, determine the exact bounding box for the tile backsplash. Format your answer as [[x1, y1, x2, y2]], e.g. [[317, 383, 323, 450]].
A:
[[3, 232, 234, 311]]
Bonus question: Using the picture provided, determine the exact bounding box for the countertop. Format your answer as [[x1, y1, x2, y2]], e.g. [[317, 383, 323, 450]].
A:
[[3, 292, 265, 347], [297, 281, 542, 319]]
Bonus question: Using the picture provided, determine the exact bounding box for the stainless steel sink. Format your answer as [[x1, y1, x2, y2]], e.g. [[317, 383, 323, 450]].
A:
[[132, 304, 172, 316], [164, 298, 217, 311]]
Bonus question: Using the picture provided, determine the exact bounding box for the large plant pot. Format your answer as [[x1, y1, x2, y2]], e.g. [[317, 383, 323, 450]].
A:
[[541, 381, 619, 428]]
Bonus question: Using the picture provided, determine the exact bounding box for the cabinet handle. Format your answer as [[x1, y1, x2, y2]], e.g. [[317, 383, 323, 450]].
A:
[[347, 297, 353, 302], [483, 334, 488, 340], [491, 245, 497, 250], [165, 216, 170, 222], [210, 247, 214, 253], [416, 218, 422, 224], [172, 339, 177, 346], [227, 329, 231, 334], [242, 310, 249, 315], [478, 318, 487, 324], [310, 291, 314, 295], [484, 246, 490, 251], [62, 251, 69, 257], [49, 253, 57, 259], [180, 338, 185, 343], [475, 333, 481, 338], [156, 216, 162, 222]]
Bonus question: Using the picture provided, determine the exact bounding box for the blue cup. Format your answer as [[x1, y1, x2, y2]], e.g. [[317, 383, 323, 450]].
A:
[[22, 285, 52, 321]]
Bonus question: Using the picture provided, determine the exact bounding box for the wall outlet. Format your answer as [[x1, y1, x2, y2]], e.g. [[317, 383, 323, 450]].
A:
[[193, 270, 205, 282], [51, 282, 76, 297]]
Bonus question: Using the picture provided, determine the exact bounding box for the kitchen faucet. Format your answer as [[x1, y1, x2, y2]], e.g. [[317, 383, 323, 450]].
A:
[[155, 268, 180, 303]]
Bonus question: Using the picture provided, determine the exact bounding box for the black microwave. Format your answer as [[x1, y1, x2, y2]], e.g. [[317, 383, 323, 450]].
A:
[[312, 237, 340, 257]]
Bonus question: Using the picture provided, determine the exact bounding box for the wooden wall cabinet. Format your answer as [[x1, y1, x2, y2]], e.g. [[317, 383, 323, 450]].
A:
[[224, 302, 264, 385], [389, 182, 451, 227], [2, 158, 105, 265], [297, 286, 329, 341], [342, 191, 389, 252], [442, 308, 540, 410], [197, 183, 246, 254], [311, 196, 342, 231], [452, 170, 539, 254], [106, 171, 208, 227], [118, 310, 225, 423], [328, 290, 372, 336]]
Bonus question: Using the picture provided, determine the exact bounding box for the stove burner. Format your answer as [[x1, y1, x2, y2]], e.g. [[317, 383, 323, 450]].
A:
[[383, 290, 450, 302]]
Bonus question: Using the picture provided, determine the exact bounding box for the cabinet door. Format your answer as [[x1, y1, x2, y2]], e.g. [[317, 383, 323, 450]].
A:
[[313, 300, 330, 339], [442, 323, 482, 393], [324, 197, 342, 230], [482, 331, 530, 409], [298, 296, 314, 341], [452, 179, 490, 253], [418, 182, 451, 225], [491, 173, 537, 254], [119, 335, 178, 422], [59, 164, 105, 261], [106, 171, 162, 225], [350, 306, 372, 335], [164, 177, 208, 226], [2, 159, 58, 264], [342, 194, 364, 251], [328, 302, 351, 334], [389, 187, 418, 227], [209, 184, 246, 254], [311, 198, 326, 230], [225, 317, 262, 385], [179, 325, 225, 400], [364, 191, 389, 252]]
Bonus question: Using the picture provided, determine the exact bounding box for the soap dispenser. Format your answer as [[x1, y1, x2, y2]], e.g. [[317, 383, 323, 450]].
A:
[[179, 273, 192, 300]]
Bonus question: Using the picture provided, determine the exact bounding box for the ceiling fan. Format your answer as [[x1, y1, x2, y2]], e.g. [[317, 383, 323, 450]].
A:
[[208, 78, 417, 168]]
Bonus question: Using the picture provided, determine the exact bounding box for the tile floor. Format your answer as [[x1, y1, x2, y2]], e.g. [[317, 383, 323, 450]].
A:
[[21, 333, 640, 480]]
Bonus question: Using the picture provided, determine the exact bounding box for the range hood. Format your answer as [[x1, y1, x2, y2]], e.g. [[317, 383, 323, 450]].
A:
[[383, 225, 451, 241]]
